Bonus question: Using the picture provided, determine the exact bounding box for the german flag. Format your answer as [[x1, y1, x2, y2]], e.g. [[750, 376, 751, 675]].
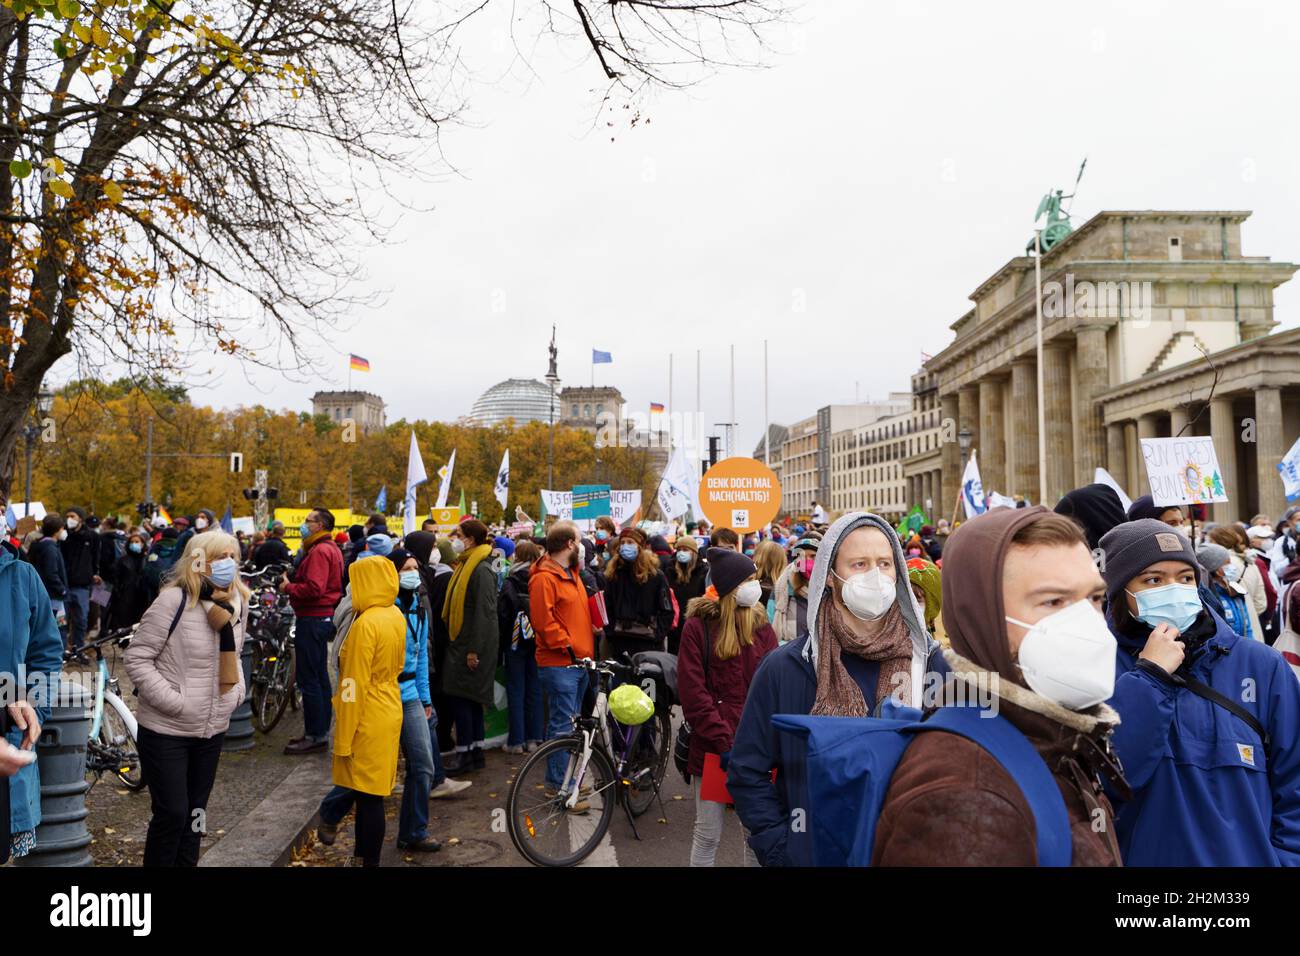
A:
[[650, 402, 665, 413], [349, 354, 370, 372]]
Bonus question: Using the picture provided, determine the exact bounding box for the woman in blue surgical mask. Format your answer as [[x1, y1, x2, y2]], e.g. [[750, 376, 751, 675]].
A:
[[1097, 518, 1300, 867], [601, 529, 675, 661], [124, 531, 250, 866]]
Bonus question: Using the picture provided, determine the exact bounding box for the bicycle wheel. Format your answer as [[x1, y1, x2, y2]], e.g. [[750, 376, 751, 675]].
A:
[[507, 737, 616, 867], [623, 709, 672, 817], [101, 703, 145, 791], [257, 647, 294, 733], [250, 644, 272, 732]]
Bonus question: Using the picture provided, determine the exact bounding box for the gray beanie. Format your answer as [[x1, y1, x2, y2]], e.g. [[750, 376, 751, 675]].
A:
[[1196, 543, 1231, 575], [1098, 518, 1199, 603]]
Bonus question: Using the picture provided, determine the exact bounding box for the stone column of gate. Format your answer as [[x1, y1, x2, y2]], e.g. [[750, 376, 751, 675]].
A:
[[1106, 422, 1127, 489], [958, 386, 980, 461], [1123, 422, 1141, 500], [1255, 387, 1286, 519], [1169, 405, 1190, 438], [979, 377, 1007, 495], [1043, 345, 1073, 505], [1074, 324, 1111, 487], [1010, 358, 1039, 501], [1209, 396, 1240, 524], [924, 471, 934, 515], [940, 393, 960, 523]]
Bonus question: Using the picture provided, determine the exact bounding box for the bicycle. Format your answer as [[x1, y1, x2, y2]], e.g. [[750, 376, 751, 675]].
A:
[[505, 655, 673, 867], [74, 627, 145, 792], [244, 562, 298, 733]]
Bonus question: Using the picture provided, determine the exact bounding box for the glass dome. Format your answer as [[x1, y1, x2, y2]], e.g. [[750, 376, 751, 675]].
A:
[[469, 378, 557, 427]]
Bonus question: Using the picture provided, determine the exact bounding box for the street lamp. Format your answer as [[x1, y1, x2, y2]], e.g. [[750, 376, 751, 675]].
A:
[[23, 387, 54, 511], [957, 426, 972, 462]]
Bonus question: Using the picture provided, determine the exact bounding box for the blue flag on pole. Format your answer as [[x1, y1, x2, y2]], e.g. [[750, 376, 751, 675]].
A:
[[374, 485, 387, 512], [220, 505, 234, 534], [592, 349, 613, 364]]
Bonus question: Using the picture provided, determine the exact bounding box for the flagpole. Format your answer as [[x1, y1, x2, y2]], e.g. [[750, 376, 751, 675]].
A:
[[696, 348, 702, 480], [1035, 228, 1046, 505], [729, 343, 736, 459], [763, 339, 769, 467], [668, 353, 673, 450]]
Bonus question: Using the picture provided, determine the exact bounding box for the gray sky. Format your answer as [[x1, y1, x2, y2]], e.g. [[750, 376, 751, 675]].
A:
[[67, 0, 1300, 457]]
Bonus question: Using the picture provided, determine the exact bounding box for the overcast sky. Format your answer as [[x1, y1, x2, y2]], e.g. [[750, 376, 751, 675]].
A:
[[60, 0, 1300, 457]]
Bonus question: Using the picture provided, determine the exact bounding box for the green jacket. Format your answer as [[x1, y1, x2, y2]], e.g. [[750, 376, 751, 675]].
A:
[[439, 560, 499, 707]]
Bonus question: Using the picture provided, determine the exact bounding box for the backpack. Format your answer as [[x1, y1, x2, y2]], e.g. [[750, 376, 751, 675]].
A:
[[772, 703, 1072, 867], [1275, 582, 1300, 680], [144, 540, 181, 591]]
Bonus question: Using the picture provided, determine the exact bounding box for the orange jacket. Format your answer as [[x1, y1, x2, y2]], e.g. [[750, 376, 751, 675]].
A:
[[529, 555, 594, 667]]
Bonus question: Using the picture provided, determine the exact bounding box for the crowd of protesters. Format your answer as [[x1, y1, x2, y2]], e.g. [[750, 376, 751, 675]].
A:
[[6, 491, 1300, 869]]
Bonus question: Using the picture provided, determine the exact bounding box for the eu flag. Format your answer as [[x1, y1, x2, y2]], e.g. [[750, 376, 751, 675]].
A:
[[592, 349, 613, 364]]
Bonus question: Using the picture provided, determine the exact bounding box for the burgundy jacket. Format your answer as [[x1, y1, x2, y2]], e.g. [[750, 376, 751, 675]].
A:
[[286, 535, 343, 618], [676, 597, 777, 777]]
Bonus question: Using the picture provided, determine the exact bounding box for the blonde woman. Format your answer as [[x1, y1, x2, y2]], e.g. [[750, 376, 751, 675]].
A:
[[676, 548, 778, 866], [125, 531, 249, 866], [752, 540, 786, 616]]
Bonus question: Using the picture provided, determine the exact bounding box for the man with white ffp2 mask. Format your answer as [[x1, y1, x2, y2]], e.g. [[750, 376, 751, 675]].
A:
[[872, 507, 1128, 866]]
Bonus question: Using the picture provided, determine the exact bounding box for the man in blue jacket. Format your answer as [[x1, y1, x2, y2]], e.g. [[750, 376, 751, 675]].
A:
[[1100, 518, 1300, 865], [1, 536, 64, 861], [727, 512, 943, 866]]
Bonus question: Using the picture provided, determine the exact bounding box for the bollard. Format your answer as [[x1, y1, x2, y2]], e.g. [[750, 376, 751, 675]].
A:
[[15, 681, 93, 867], [223, 642, 255, 752]]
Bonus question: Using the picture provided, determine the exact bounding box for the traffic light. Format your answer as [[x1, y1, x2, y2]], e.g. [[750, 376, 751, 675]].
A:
[[707, 435, 721, 467]]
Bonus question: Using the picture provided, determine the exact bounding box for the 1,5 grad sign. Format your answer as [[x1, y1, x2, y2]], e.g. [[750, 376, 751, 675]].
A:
[[698, 457, 781, 533]]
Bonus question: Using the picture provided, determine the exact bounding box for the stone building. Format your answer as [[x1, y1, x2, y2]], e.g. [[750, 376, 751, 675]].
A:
[[754, 424, 788, 486], [901, 367, 946, 518], [827, 387, 942, 522], [926, 210, 1300, 521], [311, 390, 387, 434], [780, 414, 820, 517], [559, 386, 625, 441]]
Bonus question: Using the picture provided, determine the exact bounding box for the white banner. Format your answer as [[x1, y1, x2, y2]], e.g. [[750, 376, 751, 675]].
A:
[[435, 448, 456, 509], [403, 429, 428, 537], [540, 489, 573, 520], [611, 489, 642, 527], [494, 449, 510, 512], [1279, 434, 1300, 501], [986, 491, 1016, 510], [1140, 436, 1229, 506], [655, 446, 697, 520], [961, 451, 987, 519], [1094, 466, 1133, 513]]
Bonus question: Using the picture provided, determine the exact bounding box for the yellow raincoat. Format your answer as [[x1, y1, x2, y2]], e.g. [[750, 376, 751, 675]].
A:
[[331, 557, 406, 796]]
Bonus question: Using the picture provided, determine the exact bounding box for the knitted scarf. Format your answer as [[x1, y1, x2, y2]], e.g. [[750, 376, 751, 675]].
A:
[[199, 580, 240, 694], [811, 597, 913, 717], [441, 543, 492, 641]]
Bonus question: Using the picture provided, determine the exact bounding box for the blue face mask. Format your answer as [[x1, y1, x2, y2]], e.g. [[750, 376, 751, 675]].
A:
[[619, 543, 639, 562], [209, 557, 238, 588], [744, 548, 755, 557], [596, 530, 610, 542], [1128, 582, 1202, 632], [129, 541, 143, 554], [299, 522, 311, 538], [399, 570, 421, 590], [676, 551, 692, 564]]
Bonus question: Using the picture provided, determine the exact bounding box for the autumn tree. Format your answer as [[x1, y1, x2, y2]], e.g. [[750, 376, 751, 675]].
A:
[[0, 0, 782, 507]]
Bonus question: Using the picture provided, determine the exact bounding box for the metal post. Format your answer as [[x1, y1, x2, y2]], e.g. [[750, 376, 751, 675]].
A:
[[668, 353, 673, 450], [729, 344, 736, 459], [1034, 228, 1047, 505], [254, 469, 268, 530], [763, 339, 769, 467], [145, 418, 153, 505]]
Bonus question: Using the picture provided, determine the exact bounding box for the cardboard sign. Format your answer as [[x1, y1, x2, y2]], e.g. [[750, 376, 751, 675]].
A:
[[1140, 436, 1229, 507], [430, 507, 462, 536], [697, 457, 781, 534], [572, 484, 612, 520]]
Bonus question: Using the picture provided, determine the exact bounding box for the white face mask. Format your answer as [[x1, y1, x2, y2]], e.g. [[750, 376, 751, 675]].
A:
[[1222, 559, 1243, 584], [450, 537, 466, 555], [1006, 598, 1116, 710], [66, 517, 79, 530], [195, 518, 208, 530], [734, 580, 763, 608], [833, 567, 896, 621]]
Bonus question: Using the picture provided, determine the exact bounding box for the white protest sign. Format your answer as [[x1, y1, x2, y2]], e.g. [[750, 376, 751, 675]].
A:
[[1140, 436, 1229, 507], [611, 490, 642, 527], [539, 489, 573, 520]]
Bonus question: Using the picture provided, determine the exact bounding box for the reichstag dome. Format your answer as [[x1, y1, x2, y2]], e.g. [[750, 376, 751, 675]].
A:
[[468, 378, 557, 427]]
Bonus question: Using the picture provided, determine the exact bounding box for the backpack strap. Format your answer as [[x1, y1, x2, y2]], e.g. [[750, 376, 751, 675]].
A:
[[915, 706, 1073, 867], [1183, 678, 1270, 751]]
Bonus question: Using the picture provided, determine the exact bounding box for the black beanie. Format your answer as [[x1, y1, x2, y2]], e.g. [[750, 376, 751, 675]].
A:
[[706, 547, 755, 600], [1126, 494, 1173, 523], [1098, 518, 1199, 603]]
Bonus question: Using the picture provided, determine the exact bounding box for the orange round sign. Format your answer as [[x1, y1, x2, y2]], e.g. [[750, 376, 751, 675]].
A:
[[697, 457, 782, 534]]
